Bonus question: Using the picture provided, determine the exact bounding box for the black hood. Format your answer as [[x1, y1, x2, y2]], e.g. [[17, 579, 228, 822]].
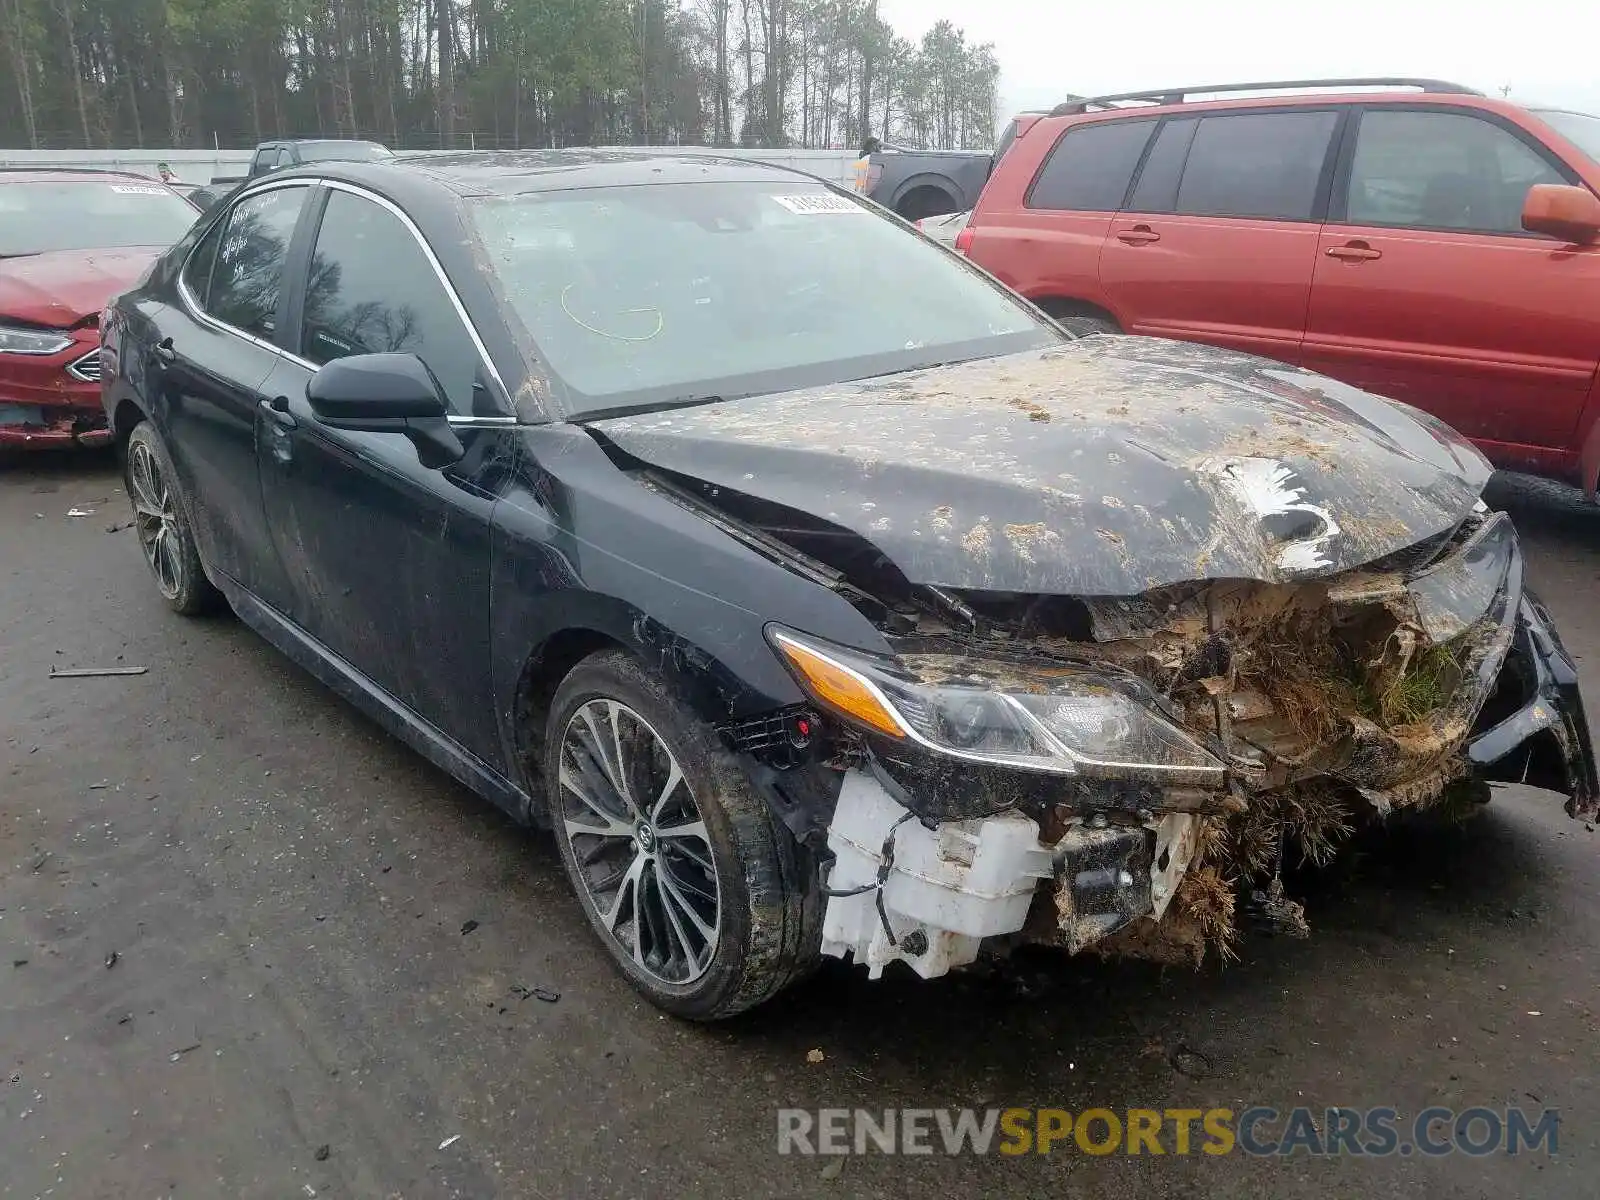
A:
[[592, 337, 1493, 597]]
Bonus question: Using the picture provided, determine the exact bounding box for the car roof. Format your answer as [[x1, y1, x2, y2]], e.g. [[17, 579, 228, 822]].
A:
[[0, 168, 166, 185], [1050, 89, 1532, 125], [296, 150, 824, 198]]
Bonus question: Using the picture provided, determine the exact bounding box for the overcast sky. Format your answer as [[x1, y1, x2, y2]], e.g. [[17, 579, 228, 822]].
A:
[[876, 0, 1600, 121]]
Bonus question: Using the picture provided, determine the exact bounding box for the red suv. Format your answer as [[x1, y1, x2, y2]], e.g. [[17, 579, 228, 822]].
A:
[[962, 79, 1600, 490], [0, 169, 198, 448]]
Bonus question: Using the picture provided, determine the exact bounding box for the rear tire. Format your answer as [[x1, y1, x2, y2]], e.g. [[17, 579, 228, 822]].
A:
[[543, 650, 821, 1020], [123, 422, 221, 616]]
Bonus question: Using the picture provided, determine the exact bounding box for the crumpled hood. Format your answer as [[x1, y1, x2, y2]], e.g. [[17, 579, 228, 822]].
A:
[[0, 248, 160, 326], [594, 337, 1494, 597]]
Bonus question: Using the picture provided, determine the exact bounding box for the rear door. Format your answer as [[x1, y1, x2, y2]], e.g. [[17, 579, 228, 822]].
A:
[[257, 184, 509, 764], [1302, 106, 1600, 452], [969, 116, 1157, 305], [157, 182, 312, 612], [1100, 108, 1343, 362]]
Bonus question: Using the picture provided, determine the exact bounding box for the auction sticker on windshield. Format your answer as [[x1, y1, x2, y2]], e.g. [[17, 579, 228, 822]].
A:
[[110, 185, 167, 195], [772, 193, 863, 215]]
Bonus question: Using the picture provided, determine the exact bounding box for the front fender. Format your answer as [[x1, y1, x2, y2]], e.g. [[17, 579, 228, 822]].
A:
[[488, 425, 888, 801]]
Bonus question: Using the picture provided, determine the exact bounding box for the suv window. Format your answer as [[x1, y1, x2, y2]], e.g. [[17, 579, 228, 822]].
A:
[[1174, 111, 1339, 221], [206, 186, 308, 340], [1128, 117, 1198, 211], [1028, 119, 1157, 212], [1346, 110, 1566, 234], [300, 190, 482, 412], [251, 147, 277, 174]]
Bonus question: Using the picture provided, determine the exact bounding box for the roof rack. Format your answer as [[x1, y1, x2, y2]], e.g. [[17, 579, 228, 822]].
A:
[[1049, 78, 1483, 117]]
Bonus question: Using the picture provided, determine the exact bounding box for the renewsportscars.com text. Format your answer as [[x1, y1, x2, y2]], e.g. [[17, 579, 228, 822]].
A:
[[776, 1106, 1559, 1158]]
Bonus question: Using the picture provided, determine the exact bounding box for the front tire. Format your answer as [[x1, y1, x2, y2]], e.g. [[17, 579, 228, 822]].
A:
[[123, 422, 220, 616], [543, 651, 820, 1020]]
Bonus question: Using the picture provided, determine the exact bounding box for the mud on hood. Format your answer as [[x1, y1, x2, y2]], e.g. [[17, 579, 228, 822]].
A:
[[593, 338, 1493, 596]]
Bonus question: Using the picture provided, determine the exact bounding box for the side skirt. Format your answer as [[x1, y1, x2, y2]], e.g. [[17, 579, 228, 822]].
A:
[[215, 574, 534, 823]]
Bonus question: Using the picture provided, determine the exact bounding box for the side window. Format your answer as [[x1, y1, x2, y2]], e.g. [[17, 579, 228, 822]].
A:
[[1027, 119, 1157, 212], [300, 190, 482, 412], [251, 148, 277, 175], [206, 187, 308, 340], [1346, 110, 1566, 234], [181, 221, 223, 308], [1174, 111, 1340, 221], [1127, 117, 1198, 211]]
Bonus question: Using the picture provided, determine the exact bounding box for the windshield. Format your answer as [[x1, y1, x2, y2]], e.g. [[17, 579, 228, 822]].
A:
[[0, 181, 197, 256], [470, 181, 1057, 418], [1535, 110, 1600, 163]]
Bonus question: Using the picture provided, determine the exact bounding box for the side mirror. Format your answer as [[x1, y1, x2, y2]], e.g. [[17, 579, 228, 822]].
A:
[[1522, 184, 1600, 244], [306, 353, 464, 468]]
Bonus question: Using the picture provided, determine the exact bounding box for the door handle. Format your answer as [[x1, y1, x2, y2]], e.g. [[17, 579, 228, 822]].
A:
[[152, 337, 176, 366], [261, 396, 296, 430], [1115, 226, 1161, 245], [1326, 243, 1382, 261]]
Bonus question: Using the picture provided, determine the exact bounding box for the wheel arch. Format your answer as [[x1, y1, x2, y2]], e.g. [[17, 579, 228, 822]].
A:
[[891, 175, 961, 221], [505, 595, 787, 820], [1029, 295, 1123, 328]]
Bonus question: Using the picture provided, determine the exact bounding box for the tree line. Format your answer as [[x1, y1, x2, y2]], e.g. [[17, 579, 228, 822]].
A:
[[0, 1, 1000, 152]]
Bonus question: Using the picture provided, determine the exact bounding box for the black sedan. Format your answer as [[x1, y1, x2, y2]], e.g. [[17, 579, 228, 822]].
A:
[[102, 152, 1597, 1018]]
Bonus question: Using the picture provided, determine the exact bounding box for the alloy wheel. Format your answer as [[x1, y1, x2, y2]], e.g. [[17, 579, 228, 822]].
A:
[[127, 438, 184, 600], [557, 699, 721, 985]]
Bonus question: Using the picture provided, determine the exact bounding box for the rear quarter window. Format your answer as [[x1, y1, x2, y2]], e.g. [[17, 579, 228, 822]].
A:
[[1026, 119, 1157, 212]]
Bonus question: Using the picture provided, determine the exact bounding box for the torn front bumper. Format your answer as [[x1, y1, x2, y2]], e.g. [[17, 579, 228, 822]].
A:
[[0, 343, 110, 448], [1469, 591, 1599, 823], [817, 575, 1599, 980]]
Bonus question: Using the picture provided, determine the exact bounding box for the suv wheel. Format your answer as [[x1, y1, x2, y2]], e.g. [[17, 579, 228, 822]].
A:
[[543, 650, 820, 1020], [123, 422, 221, 616]]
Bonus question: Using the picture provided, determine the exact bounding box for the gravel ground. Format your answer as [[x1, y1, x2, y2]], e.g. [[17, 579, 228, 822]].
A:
[[2, 451, 1596, 1199]]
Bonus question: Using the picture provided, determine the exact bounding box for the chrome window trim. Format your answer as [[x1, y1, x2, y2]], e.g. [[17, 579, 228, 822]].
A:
[[176, 179, 316, 359], [318, 179, 511, 401], [174, 176, 517, 420]]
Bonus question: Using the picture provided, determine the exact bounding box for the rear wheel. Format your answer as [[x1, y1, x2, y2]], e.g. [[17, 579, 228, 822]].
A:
[[543, 651, 820, 1020], [124, 422, 220, 616]]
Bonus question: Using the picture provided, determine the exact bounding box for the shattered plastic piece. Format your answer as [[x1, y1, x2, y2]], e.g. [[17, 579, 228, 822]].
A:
[[314, 1145, 331, 1161], [439, 1134, 462, 1150], [460, 920, 479, 935], [66, 507, 95, 517]]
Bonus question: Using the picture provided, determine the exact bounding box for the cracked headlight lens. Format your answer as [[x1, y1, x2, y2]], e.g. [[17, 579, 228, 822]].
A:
[[768, 626, 1225, 783], [0, 325, 73, 355]]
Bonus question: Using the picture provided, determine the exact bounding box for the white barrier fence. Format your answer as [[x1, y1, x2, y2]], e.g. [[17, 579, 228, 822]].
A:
[[0, 146, 859, 187]]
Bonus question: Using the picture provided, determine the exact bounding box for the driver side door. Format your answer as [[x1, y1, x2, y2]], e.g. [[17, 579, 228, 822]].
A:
[[257, 184, 515, 766]]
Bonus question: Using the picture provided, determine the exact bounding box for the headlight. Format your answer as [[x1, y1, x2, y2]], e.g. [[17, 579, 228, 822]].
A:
[[0, 325, 73, 355], [768, 627, 1225, 784]]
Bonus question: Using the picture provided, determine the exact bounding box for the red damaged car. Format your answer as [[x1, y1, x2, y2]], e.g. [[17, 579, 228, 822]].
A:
[[0, 170, 197, 448]]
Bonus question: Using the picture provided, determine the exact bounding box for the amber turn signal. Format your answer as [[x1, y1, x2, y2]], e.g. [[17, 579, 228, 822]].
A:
[[770, 631, 907, 739]]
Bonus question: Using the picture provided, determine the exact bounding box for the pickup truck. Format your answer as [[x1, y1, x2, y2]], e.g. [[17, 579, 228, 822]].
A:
[[854, 112, 1055, 219], [190, 138, 394, 213]]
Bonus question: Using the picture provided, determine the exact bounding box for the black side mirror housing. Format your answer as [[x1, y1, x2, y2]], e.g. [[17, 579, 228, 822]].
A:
[[306, 353, 464, 468]]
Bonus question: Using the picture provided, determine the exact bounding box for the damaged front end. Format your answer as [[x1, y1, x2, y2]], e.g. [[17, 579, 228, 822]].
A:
[[735, 507, 1596, 978], [598, 340, 1598, 981]]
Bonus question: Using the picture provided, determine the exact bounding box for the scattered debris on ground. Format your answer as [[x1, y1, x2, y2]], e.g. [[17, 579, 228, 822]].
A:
[[50, 665, 148, 678]]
